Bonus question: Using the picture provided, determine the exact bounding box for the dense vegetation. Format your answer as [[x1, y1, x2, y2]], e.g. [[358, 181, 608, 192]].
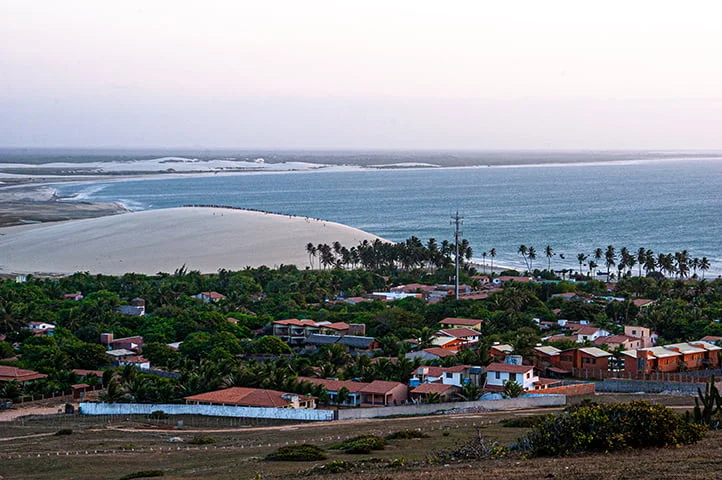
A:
[[0, 236, 720, 403]]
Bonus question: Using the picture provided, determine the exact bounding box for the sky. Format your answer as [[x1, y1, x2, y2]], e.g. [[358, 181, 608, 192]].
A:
[[1, 0, 722, 149]]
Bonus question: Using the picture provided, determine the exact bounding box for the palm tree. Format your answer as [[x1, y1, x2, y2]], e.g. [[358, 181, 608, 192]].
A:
[[489, 248, 497, 272], [518, 245, 529, 270], [604, 245, 616, 280], [594, 247, 603, 264], [545, 245, 554, 271], [691, 257, 700, 277], [577, 253, 588, 278], [528, 246, 537, 272], [637, 247, 646, 277], [588, 260, 598, 278], [481, 251, 488, 273], [306, 243, 317, 269], [699, 257, 711, 279]]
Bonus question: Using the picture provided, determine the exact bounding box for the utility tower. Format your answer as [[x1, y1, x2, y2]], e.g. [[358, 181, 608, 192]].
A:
[[451, 210, 463, 300]]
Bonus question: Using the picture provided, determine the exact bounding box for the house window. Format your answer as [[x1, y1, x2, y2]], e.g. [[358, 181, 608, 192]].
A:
[[561, 355, 572, 362], [526, 372, 530, 379], [509, 373, 517, 382], [495, 372, 501, 379], [445, 373, 453, 379]]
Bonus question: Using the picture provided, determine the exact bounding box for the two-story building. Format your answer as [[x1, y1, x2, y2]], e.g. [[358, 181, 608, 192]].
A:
[[484, 363, 538, 391]]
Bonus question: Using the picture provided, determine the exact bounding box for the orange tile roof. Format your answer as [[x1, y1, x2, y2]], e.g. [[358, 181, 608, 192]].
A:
[[0, 365, 47, 382], [273, 318, 319, 327], [437, 328, 480, 338], [485, 363, 534, 374], [297, 377, 368, 393], [422, 347, 457, 358], [323, 322, 350, 331], [440, 318, 483, 327], [185, 387, 307, 408], [412, 383, 458, 394], [358, 380, 406, 395]]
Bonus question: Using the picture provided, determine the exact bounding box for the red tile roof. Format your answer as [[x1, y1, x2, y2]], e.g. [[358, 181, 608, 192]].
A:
[[358, 380, 406, 395], [701, 336, 722, 343], [323, 322, 350, 331], [437, 328, 480, 338], [632, 298, 654, 307], [273, 318, 319, 327], [576, 326, 602, 336], [440, 318, 483, 327], [411, 383, 458, 394], [422, 347, 457, 358], [485, 363, 534, 374], [199, 291, 226, 300], [185, 387, 308, 408], [594, 335, 638, 346], [0, 365, 48, 382], [297, 377, 367, 393]]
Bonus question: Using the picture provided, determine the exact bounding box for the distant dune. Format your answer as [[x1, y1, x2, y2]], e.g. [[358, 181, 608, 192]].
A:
[[0, 207, 384, 276]]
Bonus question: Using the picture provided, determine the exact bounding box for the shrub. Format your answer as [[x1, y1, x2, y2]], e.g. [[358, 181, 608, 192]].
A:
[[118, 470, 164, 480], [329, 435, 387, 454], [385, 430, 429, 440], [265, 444, 327, 461], [189, 435, 216, 445], [147, 410, 168, 420], [520, 400, 706, 456], [501, 415, 549, 428], [55, 429, 73, 436], [435, 428, 507, 461]]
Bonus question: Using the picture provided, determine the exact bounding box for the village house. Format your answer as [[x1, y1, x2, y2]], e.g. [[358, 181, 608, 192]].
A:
[[410, 365, 484, 388], [410, 382, 459, 403], [404, 347, 457, 362], [101, 333, 143, 352], [272, 319, 322, 345], [594, 334, 642, 351], [484, 363, 538, 391], [439, 317, 483, 331], [192, 291, 226, 303], [489, 343, 514, 360], [105, 349, 137, 365], [558, 347, 613, 379], [0, 365, 47, 385], [297, 377, 366, 406], [622, 347, 681, 374], [436, 328, 480, 347], [118, 355, 151, 370], [117, 298, 146, 316], [358, 380, 408, 406], [532, 345, 562, 371], [63, 292, 84, 301], [25, 321, 55, 336], [624, 325, 656, 348], [429, 335, 468, 352], [304, 334, 379, 353], [573, 326, 610, 343], [185, 387, 316, 409]]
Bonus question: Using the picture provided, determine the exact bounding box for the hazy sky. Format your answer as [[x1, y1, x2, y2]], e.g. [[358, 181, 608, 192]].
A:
[[1, 0, 721, 149]]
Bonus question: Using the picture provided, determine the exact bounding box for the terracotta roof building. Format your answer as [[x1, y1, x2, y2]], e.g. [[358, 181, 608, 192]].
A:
[[0, 366, 47, 384], [185, 387, 315, 409]]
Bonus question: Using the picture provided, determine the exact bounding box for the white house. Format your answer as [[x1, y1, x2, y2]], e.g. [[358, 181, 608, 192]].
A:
[[484, 363, 538, 391], [574, 326, 610, 343], [26, 321, 56, 332]]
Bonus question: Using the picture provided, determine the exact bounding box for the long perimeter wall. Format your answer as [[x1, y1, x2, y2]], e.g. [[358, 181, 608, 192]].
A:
[[79, 402, 335, 421], [80, 395, 565, 422]]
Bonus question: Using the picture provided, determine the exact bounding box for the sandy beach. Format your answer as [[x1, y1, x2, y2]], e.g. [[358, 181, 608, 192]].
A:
[[0, 207, 384, 276]]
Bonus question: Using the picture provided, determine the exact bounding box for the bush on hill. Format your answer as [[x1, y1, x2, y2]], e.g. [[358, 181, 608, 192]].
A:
[[519, 400, 706, 456], [265, 444, 327, 461]]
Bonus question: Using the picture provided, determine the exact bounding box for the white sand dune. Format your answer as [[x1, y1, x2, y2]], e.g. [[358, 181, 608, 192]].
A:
[[0, 207, 384, 276]]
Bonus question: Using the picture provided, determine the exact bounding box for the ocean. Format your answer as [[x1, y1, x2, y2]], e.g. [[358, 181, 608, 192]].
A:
[[52, 157, 722, 276]]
